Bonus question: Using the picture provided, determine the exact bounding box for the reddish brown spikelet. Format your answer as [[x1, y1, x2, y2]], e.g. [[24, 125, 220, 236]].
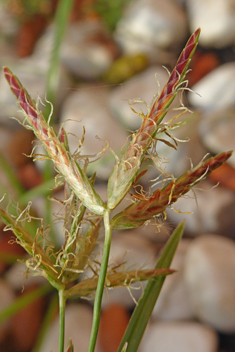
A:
[[65, 268, 174, 298], [3, 67, 105, 215], [107, 29, 201, 210], [149, 28, 201, 125], [59, 127, 66, 144], [111, 151, 232, 229], [65, 340, 74, 352], [4, 67, 38, 128]]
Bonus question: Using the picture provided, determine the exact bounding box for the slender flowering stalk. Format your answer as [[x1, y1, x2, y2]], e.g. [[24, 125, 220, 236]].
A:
[[3, 67, 105, 216], [111, 151, 233, 230], [107, 29, 201, 210]]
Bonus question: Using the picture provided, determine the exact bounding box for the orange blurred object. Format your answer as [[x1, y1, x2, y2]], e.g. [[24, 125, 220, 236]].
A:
[[99, 303, 130, 352], [0, 230, 26, 273], [16, 14, 48, 57], [209, 162, 235, 191], [17, 163, 43, 190], [7, 129, 34, 167], [188, 51, 220, 87], [10, 285, 46, 352]]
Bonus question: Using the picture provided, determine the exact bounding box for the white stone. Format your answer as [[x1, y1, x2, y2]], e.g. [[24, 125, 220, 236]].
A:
[[60, 22, 114, 79], [152, 240, 194, 320], [115, 0, 187, 61], [167, 180, 235, 236], [39, 304, 101, 352], [140, 321, 218, 352], [186, 0, 235, 48], [199, 108, 235, 167], [0, 279, 15, 342], [60, 85, 127, 179], [108, 232, 156, 270], [34, 21, 113, 78], [185, 234, 235, 332], [188, 63, 235, 110]]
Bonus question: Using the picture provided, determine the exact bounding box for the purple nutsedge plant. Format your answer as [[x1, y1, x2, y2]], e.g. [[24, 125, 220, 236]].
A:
[[0, 28, 232, 352]]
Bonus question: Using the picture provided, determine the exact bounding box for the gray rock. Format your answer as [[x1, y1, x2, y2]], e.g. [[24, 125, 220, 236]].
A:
[[199, 108, 235, 167], [185, 234, 235, 332], [60, 22, 114, 79], [140, 321, 218, 352], [188, 62, 235, 110], [60, 85, 127, 179], [186, 0, 235, 48], [152, 240, 194, 320], [167, 180, 235, 236], [115, 0, 187, 62], [34, 21, 115, 80]]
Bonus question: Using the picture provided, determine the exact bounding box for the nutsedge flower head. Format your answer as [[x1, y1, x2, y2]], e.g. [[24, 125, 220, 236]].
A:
[[107, 29, 201, 210], [3, 67, 105, 216]]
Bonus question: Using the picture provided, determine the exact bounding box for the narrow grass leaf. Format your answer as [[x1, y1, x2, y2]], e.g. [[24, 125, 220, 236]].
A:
[[117, 221, 185, 352]]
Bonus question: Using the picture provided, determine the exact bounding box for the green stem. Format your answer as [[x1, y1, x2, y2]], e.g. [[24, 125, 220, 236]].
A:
[[58, 289, 66, 352], [88, 209, 111, 352]]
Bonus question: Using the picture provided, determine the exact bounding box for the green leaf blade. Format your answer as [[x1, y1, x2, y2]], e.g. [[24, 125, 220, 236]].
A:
[[117, 221, 185, 352]]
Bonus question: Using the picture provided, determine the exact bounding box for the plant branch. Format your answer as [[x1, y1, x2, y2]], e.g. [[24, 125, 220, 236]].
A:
[[58, 289, 66, 352], [87, 209, 112, 352]]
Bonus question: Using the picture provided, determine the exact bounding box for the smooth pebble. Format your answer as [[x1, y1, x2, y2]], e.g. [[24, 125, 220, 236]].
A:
[[199, 108, 235, 167], [140, 321, 218, 352], [186, 0, 235, 48], [115, 0, 187, 61], [188, 63, 235, 110], [185, 234, 235, 332], [60, 86, 127, 179], [167, 180, 235, 236], [60, 21, 115, 79], [152, 240, 194, 320]]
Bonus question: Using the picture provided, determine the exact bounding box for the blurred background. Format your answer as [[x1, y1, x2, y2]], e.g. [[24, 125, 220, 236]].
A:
[[0, 0, 235, 352]]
